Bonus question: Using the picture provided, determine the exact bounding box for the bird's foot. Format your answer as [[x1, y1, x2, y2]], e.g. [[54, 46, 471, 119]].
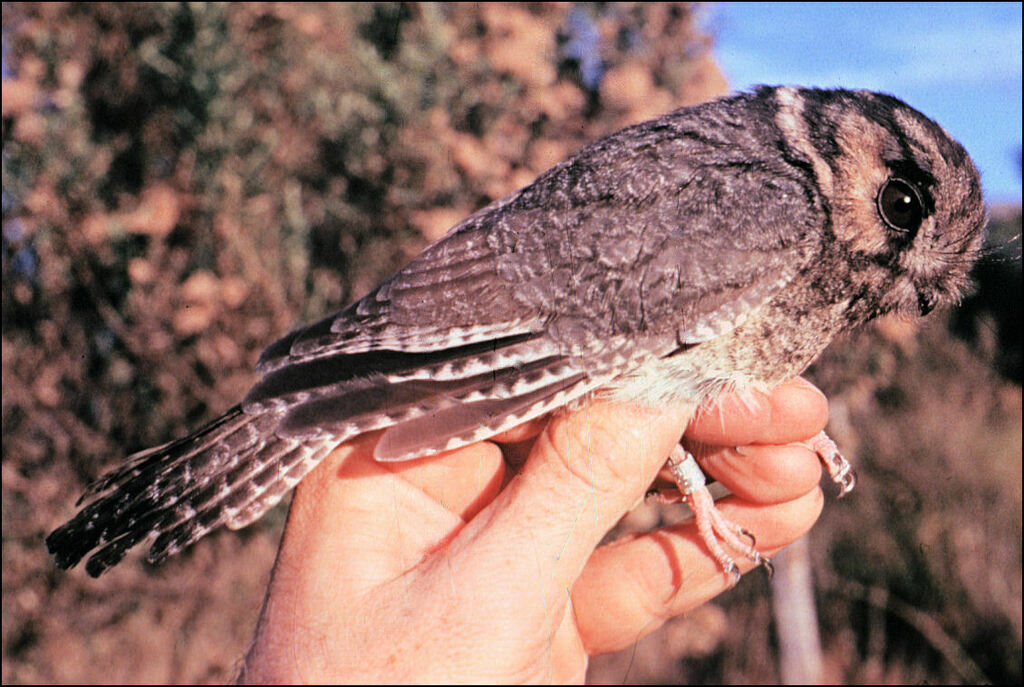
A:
[[804, 430, 856, 497], [656, 444, 773, 586], [650, 432, 854, 585]]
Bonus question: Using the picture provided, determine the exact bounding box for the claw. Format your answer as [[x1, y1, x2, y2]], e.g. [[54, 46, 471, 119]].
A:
[[745, 546, 773, 577], [805, 430, 857, 497], [666, 444, 770, 584], [835, 467, 857, 497], [724, 562, 742, 587]]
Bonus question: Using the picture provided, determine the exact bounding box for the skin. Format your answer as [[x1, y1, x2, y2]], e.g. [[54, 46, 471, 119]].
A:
[[239, 377, 827, 683]]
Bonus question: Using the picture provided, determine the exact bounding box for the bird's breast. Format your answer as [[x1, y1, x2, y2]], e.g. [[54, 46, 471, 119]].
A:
[[606, 281, 851, 406]]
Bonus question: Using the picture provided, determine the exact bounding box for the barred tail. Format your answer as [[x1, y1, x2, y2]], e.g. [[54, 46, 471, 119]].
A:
[[45, 405, 336, 577]]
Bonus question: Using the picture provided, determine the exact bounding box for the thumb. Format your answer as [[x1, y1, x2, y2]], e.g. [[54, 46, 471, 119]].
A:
[[526, 399, 695, 546], [444, 399, 694, 622]]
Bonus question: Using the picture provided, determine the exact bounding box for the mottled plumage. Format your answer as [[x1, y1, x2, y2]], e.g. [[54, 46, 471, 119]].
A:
[[47, 86, 986, 577]]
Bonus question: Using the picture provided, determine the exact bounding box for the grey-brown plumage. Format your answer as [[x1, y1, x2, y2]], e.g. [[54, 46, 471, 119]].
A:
[[47, 86, 986, 577]]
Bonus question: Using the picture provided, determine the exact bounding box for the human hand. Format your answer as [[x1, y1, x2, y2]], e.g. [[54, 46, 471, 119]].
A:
[[240, 377, 827, 683]]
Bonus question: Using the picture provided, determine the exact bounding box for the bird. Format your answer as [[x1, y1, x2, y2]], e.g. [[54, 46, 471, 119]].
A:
[[47, 85, 986, 579]]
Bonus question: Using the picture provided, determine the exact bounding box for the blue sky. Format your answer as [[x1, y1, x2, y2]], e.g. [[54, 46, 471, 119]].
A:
[[708, 2, 1022, 206]]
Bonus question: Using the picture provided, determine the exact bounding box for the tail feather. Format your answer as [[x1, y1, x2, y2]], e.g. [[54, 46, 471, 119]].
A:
[[81, 516, 164, 577], [47, 331, 638, 575], [146, 440, 332, 564], [77, 407, 257, 502], [225, 442, 335, 530], [45, 405, 326, 576], [51, 408, 274, 560]]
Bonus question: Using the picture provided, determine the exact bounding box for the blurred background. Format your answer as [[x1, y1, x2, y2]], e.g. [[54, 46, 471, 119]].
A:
[[2, 3, 1020, 683]]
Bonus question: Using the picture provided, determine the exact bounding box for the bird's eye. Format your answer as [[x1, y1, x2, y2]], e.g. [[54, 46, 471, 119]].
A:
[[876, 177, 925, 233]]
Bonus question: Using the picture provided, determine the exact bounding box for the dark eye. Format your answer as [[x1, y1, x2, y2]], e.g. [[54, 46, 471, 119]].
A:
[[876, 177, 925, 233]]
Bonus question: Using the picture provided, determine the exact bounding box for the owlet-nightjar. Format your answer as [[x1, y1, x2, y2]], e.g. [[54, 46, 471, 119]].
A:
[[47, 86, 987, 579]]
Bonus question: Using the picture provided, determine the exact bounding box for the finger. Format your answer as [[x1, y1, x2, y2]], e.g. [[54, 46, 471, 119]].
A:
[[688, 442, 823, 503], [688, 377, 829, 446], [382, 441, 505, 521], [276, 433, 476, 595], [571, 488, 824, 655], [489, 414, 554, 470], [490, 414, 551, 444], [438, 399, 695, 627]]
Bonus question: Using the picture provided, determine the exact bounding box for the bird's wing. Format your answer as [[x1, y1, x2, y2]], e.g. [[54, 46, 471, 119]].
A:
[[246, 112, 824, 461], [245, 210, 631, 460]]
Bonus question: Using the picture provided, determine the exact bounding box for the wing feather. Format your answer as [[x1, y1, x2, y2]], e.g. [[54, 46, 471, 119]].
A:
[[247, 108, 825, 464]]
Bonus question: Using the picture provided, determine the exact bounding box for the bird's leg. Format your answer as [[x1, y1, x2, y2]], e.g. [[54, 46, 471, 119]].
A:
[[651, 431, 856, 584], [660, 444, 773, 586], [804, 430, 856, 496]]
